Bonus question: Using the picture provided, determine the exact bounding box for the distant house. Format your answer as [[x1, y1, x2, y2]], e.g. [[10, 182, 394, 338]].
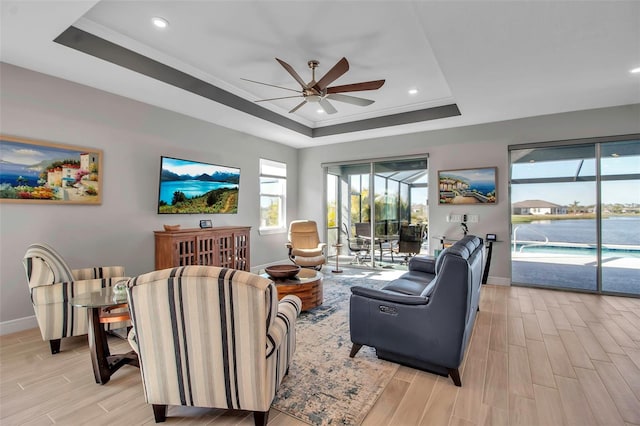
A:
[[512, 200, 567, 215]]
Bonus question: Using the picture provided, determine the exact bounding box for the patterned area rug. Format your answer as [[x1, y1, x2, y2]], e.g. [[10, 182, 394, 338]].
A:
[[273, 268, 402, 425]]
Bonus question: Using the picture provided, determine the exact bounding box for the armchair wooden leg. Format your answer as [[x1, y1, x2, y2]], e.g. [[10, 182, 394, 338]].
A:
[[448, 368, 462, 387], [253, 410, 269, 426], [349, 343, 363, 358], [152, 404, 167, 422], [49, 339, 61, 355]]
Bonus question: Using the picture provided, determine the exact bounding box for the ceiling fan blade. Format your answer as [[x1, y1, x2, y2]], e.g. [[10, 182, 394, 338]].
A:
[[240, 78, 300, 93], [326, 93, 375, 107], [326, 79, 386, 94], [319, 98, 338, 114], [289, 100, 307, 113], [275, 58, 309, 89], [255, 95, 303, 102], [314, 57, 349, 92]]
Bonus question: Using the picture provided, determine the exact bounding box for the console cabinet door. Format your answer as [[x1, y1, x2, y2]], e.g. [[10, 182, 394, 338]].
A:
[[155, 227, 250, 271], [196, 235, 218, 266], [174, 236, 197, 266]]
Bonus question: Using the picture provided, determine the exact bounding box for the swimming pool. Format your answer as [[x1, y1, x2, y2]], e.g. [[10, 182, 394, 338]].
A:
[[513, 242, 640, 258]]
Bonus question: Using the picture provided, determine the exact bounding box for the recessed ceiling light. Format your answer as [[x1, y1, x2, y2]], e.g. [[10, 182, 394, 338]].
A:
[[408, 89, 418, 95], [152, 17, 169, 29], [317, 109, 324, 114], [630, 67, 640, 74]]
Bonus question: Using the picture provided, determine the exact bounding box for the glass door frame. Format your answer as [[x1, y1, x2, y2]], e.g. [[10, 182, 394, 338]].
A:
[[323, 154, 429, 269], [508, 133, 640, 296]]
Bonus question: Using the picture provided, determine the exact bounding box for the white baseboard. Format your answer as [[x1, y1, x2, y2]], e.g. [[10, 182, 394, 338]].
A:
[[486, 276, 511, 286], [0, 315, 38, 336]]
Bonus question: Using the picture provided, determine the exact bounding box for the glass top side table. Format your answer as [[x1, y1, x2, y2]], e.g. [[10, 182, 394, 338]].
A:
[[70, 286, 138, 384]]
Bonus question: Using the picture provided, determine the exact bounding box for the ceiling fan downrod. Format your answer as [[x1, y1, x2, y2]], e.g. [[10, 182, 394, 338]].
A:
[[308, 60, 319, 82]]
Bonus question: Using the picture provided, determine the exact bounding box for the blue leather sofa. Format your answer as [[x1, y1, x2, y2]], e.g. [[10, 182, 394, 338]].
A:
[[349, 235, 485, 386]]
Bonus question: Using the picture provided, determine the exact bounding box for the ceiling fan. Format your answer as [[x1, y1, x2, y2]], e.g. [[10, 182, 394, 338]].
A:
[[241, 57, 385, 114]]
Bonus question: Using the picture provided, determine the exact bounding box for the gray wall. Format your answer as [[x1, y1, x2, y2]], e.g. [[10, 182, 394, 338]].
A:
[[0, 63, 298, 331], [2, 62, 639, 333], [298, 104, 640, 284]]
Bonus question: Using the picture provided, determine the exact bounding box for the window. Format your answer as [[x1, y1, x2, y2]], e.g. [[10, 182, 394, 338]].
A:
[[259, 159, 287, 234]]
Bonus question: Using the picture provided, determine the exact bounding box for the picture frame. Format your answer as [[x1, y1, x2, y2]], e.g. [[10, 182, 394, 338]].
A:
[[200, 219, 213, 229], [0, 135, 102, 205], [438, 167, 497, 204]]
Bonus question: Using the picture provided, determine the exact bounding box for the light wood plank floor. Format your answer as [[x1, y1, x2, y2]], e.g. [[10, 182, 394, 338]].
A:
[[2, 284, 640, 425]]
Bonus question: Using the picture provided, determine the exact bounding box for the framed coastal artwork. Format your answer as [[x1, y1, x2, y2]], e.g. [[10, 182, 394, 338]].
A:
[[438, 167, 497, 204], [0, 135, 102, 204]]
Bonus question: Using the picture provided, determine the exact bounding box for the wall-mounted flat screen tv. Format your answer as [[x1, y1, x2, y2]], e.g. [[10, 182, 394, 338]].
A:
[[158, 156, 240, 214]]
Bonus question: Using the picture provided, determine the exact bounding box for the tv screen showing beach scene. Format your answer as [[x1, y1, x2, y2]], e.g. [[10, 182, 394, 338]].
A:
[[158, 156, 240, 214]]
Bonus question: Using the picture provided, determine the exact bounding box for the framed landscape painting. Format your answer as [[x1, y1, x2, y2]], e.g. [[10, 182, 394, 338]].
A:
[[0, 135, 102, 204], [438, 167, 497, 204]]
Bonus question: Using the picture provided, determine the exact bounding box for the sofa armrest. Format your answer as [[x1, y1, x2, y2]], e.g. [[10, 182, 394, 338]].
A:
[[408, 256, 436, 274], [72, 266, 126, 280], [350, 286, 429, 305], [266, 295, 301, 358]]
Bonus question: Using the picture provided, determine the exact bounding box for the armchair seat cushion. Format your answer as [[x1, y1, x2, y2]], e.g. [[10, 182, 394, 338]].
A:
[[293, 255, 326, 267], [291, 247, 323, 257]]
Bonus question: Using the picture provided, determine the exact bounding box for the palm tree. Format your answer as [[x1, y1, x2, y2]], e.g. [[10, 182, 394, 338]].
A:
[[569, 200, 581, 213]]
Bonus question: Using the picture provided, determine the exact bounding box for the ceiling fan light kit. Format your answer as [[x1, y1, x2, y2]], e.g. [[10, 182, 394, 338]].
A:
[[243, 57, 385, 114]]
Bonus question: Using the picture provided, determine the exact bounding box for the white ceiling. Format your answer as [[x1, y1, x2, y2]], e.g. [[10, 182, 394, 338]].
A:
[[1, 1, 639, 148]]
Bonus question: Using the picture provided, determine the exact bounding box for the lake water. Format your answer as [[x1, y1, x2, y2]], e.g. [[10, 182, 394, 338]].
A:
[[513, 217, 640, 246], [159, 180, 237, 204]]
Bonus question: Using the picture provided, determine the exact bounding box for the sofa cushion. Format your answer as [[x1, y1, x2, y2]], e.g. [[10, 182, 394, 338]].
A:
[[400, 270, 435, 285], [407, 255, 436, 274], [461, 236, 481, 253], [419, 279, 437, 297], [447, 244, 470, 259], [383, 278, 429, 295]]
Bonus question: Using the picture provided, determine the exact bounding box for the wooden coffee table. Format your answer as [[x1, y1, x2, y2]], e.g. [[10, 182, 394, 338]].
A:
[[263, 268, 323, 311]]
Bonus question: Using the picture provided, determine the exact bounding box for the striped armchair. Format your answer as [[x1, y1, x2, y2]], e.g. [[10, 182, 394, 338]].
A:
[[23, 243, 129, 354], [126, 266, 302, 425]]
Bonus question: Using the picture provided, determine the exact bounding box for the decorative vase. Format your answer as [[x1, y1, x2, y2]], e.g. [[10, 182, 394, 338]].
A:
[[112, 280, 128, 302]]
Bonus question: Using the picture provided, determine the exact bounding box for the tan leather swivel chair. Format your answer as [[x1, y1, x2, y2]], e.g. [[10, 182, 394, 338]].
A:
[[286, 220, 326, 270]]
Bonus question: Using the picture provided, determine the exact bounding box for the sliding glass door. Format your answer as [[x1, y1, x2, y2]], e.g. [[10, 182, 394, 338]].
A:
[[600, 140, 640, 294], [510, 136, 640, 295], [325, 156, 428, 269]]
